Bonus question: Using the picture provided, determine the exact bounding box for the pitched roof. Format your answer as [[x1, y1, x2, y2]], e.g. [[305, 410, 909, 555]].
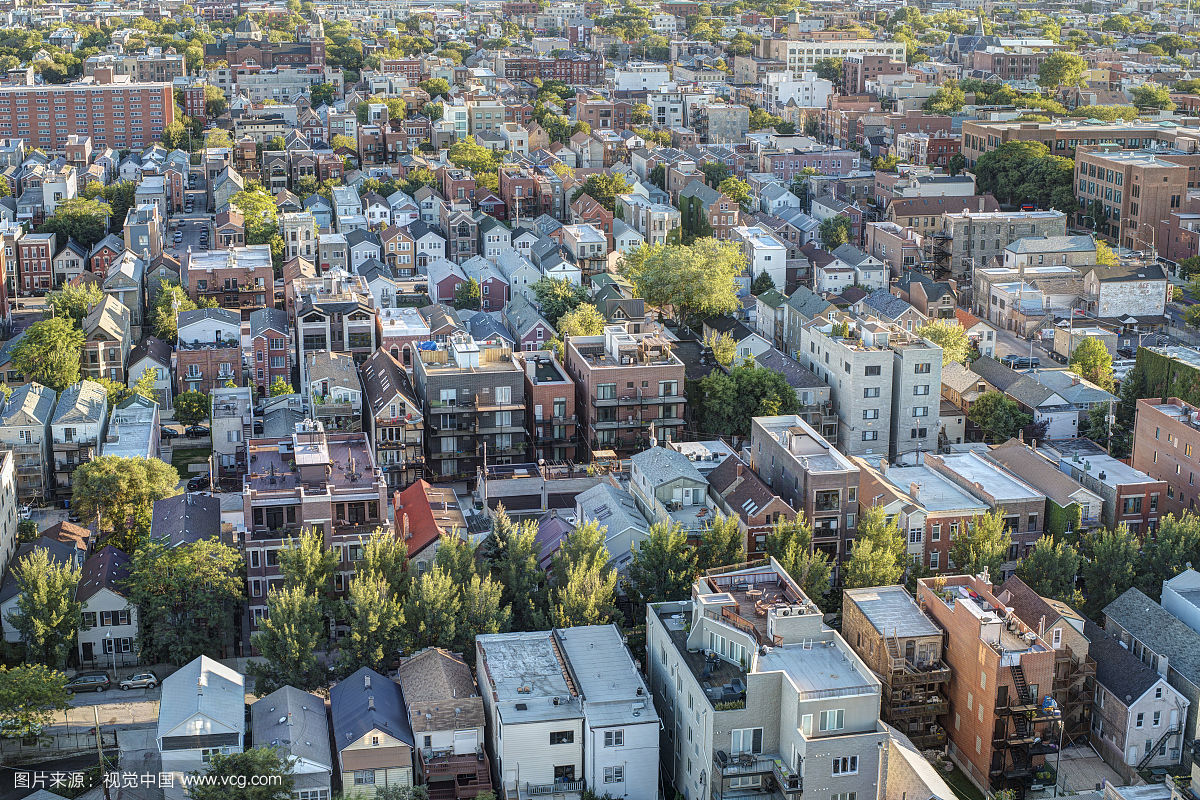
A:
[[630, 446, 705, 486], [359, 349, 419, 419], [76, 545, 131, 602], [394, 647, 485, 733], [1088, 262, 1167, 282], [0, 536, 79, 603], [986, 440, 1092, 506], [754, 348, 823, 389], [395, 479, 466, 558], [150, 492, 222, 548], [52, 381, 107, 425], [249, 307, 289, 339], [859, 289, 917, 322], [330, 667, 414, 751], [1104, 587, 1200, 684], [0, 381, 55, 426], [249, 686, 332, 770], [969, 355, 1021, 392], [158, 656, 244, 737], [708, 454, 794, 523], [1084, 617, 1163, 704], [129, 336, 172, 369]]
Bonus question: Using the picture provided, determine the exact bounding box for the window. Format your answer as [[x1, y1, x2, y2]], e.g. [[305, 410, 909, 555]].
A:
[[930, 551, 940, 569], [819, 709, 844, 732], [931, 524, 941, 541], [915, 362, 931, 374], [913, 384, 930, 396], [352, 770, 375, 785], [863, 387, 880, 398], [496, 385, 512, 404], [550, 731, 574, 744], [1154, 711, 1161, 727], [862, 431, 878, 441], [1123, 496, 1143, 515], [865, 365, 881, 376], [1156, 687, 1163, 699], [732, 727, 763, 753], [863, 409, 879, 420], [1052, 627, 1062, 647], [833, 756, 859, 776], [604, 730, 624, 747], [202, 749, 221, 764], [1136, 713, 1144, 728], [603, 766, 624, 783]]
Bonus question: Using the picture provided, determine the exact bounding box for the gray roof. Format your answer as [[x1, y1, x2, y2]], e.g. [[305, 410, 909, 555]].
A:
[[0, 536, 78, 604], [575, 482, 649, 540], [359, 349, 418, 419], [52, 380, 107, 426], [1104, 587, 1200, 685], [630, 446, 705, 487], [250, 686, 333, 771], [859, 289, 917, 322], [1007, 235, 1097, 254], [970, 355, 1021, 392], [1089, 262, 1167, 282], [1085, 618, 1163, 705], [0, 381, 55, 427], [129, 336, 172, 369], [76, 545, 130, 602], [785, 285, 834, 320], [330, 667, 414, 752], [249, 307, 289, 340], [150, 493, 222, 548], [844, 585, 941, 638], [679, 178, 720, 206], [754, 348, 823, 389], [178, 306, 240, 328]]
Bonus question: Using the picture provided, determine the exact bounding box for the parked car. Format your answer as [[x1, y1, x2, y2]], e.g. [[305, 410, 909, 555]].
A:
[[160, 427, 181, 441], [66, 672, 111, 693], [185, 424, 210, 438], [1000, 354, 1040, 369], [119, 672, 158, 691], [187, 475, 210, 492]]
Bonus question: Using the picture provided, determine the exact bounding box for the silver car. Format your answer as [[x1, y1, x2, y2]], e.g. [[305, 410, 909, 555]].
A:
[[119, 671, 158, 690]]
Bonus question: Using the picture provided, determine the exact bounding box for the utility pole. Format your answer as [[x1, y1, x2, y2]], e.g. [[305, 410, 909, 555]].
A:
[[94, 705, 111, 800]]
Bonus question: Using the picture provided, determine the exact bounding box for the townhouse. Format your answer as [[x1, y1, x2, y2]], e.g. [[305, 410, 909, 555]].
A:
[[176, 307, 242, 394], [76, 545, 138, 668], [0, 382, 54, 504], [50, 380, 107, 496]]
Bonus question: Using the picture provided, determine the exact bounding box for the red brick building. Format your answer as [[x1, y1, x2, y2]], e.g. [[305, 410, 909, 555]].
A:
[[0, 81, 175, 152], [842, 54, 907, 94], [518, 352, 579, 463], [248, 307, 291, 396], [18, 232, 54, 294]]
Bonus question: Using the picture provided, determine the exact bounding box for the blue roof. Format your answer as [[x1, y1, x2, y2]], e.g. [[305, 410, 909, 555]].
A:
[[330, 667, 413, 752]]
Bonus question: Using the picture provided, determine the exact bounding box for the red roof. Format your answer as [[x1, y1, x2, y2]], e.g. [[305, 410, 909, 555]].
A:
[[955, 308, 984, 330], [392, 480, 467, 558]]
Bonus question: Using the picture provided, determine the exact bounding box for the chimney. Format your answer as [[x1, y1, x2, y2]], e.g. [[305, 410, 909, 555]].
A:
[[368, 696, 375, 711], [402, 512, 410, 540], [287, 712, 293, 726], [879, 457, 888, 475], [364, 673, 372, 690], [909, 481, 920, 502], [736, 463, 744, 480]]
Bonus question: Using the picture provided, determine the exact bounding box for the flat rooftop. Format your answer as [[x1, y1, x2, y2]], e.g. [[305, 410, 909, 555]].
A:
[[1059, 451, 1157, 487], [938, 451, 1042, 502], [477, 631, 583, 724], [245, 433, 377, 493], [757, 640, 878, 698], [845, 585, 942, 638], [884, 464, 990, 513]]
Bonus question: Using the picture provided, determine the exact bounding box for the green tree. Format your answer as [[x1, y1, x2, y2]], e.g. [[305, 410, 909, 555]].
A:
[[556, 304, 606, 338], [703, 330, 737, 368], [96, 377, 131, 409], [819, 215, 852, 249], [187, 747, 294, 800], [697, 514, 745, 573], [38, 198, 112, 249], [12, 317, 84, 391], [72, 456, 180, 549], [550, 521, 618, 628], [231, 186, 279, 245], [1096, 239, 1119, 266], [620, 239, 746, 326], [269, 375, 294, 396], [973, 140, 1076, 213], [1016, 536, 1082, 605], [916, 319, 970, 365], [355, 528, 411, 596], [487, 507, 550, 631], [696, 361, 801, 437], [309, 82, 336, 107], [277, 528, 340, 622], [842, 504, 906, 589], [248, 585, 326, 693], [949, 510, 1011, 576], [126, 539, 244, 664], [205, 128, 234, 149], [701, 161, 732, 187], [625, 521, 698, 605], [1080, 524, 1139, 617], [173, 389, 211, 427], [47, 282, 103, 326], [1070, 336, 1114, 390], [433, 534, 477, 586], [458, 573, 511, 656], [404, 566, 461, 650], [1137, 513, 1200, 599], [1037, 51, 1087, 89], [152, 279, 215, 341], [924, 83, 966, 114], [330, 134, 356, 152], [418, 77, 450, 97], [531, 277, 588, 326], [205, 84, 228, 118], [570, 173, 632, 211], [129, 368, 158, 402], [969, 391, 1032, 443], [453, 277, 481, 311], [717, 176, 754, 211], [338, 572, 405, 674], [0, 664, 69, 738], [1131, 84, 1176, 110], [814, 56, 843, 88], [6, 545, 81, 668], [948, 153, 966, 176], [17, 519, 37, 543], [764, 516, 831, 606]]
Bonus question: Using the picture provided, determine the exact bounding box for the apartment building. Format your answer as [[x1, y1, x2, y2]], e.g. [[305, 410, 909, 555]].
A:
[[184, 244, 274, 320], [243, 419, 389, 634], [762, 37, 906, 74], [0, 382, 54, 504], [247, 308, 291, 398], [477, 626, 659, 800], [748, 415, 859, 567], [17, 231, 53, 294], [854, 455, 988, 572], [795, 312, 941, 460], [1132, 397, 1200, 518], [0, 80, 174, 152], [917, 573, 1060, 794], [932, 210, 1067, 288], [307, 350, 362, 433], [1057, 448, 1164, 534], [293, 270, 377, 388], [50, 380, 107, 496], [411, 333, 527, 480], [1075, 145, 1191, 251], [844, 585, 951, 750], [564, 326, 686, 457], [176, 307, 242, 394], [210, 386, 251, 488], [647, 559, 887, 800], [996, 577, 1096, 748], [360, 348, 423, 491], [959, 120, 1180, 167], [518, 352, 579, 464]]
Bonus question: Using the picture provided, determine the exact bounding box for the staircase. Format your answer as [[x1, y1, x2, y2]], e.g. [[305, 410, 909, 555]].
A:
[[1138, 726, 1181, 769], [1010, 663, 1033, 706], [1012, 712, 1031, 741]]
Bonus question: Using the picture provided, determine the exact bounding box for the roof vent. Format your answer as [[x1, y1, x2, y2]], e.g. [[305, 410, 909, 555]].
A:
[[368, 696, 375, 711]]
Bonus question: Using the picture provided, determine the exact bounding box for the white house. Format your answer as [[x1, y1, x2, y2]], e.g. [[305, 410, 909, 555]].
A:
[[156, 655, 245, 777], [177, 307, 241, 349], [77, 546, 138, 668], [250, 686, 334, 800], [733, 225, 787, 290]]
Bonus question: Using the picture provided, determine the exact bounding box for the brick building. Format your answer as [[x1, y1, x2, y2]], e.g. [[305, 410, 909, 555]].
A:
[[184, 244, 274, 320], [1131, 397, 1200, 519], [517, 352, 578, 464], [0, 81, 174, 153]]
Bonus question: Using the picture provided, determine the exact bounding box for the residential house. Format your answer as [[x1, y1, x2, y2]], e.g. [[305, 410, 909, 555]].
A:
[[50, 380, 107, 496], [127, 337, 173, 410], [0, 382, 54, 503], [307, 350, 362, 432], [156, 656, 245, 777], [330, 667, 416, 798], [176, 307, 242, 394], [249, 687, 334, 800], [76, 546, 138, 668], [82, 294, 131, 383], [360, 348, 423, 490]]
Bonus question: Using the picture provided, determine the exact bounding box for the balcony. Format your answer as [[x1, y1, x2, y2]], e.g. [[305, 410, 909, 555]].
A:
[[713, 752, 803, 800], [885, 696, 949, 717], [421, 748, 491, 800], [525, 780, 583, 796]]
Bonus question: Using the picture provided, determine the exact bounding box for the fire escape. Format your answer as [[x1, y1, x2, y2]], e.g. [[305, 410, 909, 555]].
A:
[[992, 661, 1061, 800]]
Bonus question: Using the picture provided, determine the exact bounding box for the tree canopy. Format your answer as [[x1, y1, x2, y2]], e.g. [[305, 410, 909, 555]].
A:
[[973, 140, 1076, 213], [620, 239, 746, 325], [72, 456, 180, 551], [695, 360, 801, 437], [1069, 336, 1114, 390], [915, 319, 970, 365], [11, 317, 85, 391], [968, 390, 1032, 444], [38, 197, 112, 249], [949, 510, 1011, 577]]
